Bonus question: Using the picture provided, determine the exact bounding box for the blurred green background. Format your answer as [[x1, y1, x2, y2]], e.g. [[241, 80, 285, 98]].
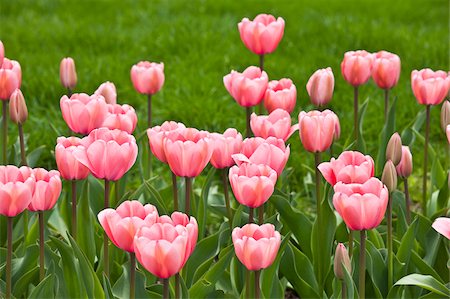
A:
[[0, 0, 448, 204]]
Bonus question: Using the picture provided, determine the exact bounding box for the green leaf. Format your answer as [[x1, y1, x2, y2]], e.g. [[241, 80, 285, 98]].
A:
[[77, 179, 96, 265], [431, 157, 445, 189], [394, 274, 450, 297], [102, 274, 115, 299], [198, 167, 216, 239], [26, 145, 46, 168], [376, 96, 397, 175], [28, 274, 55, 299], [143, 178, 168, 214], [342, 263, 357, 299], [357, 97, 370, 152], [13, 266, 39, 298]]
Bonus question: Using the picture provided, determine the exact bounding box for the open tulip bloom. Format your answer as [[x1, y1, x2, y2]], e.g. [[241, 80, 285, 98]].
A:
[[264, 78, 297, 114], [250, 108, 298, 141]]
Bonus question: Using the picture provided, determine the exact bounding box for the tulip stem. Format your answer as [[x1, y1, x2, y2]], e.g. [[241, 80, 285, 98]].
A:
[[422, 105, 430, 215], [175, 273, 180, 299], [258, 204, 264, 224], [172, 172, 178, 211], [349, 230, 353, 258], [359, 230, 366, 299], [39, 211, 45, 281], [249, 207, 254, 224], [130, 252, 136, 299], [258, 54, 265, 114], [384, 89, 390, 124], [246, 270, 251, 298], [246, 107, 252, 138], [104, 179, 110, 277], [314, 151, 323, 289], [71, 180, 77, 240], [185, 177, 192, 215], [341, 280, 347, 299], [2, 100, 8, 164], [6, 217, 12, 299], [147, 94, 153, 177], [353, 86, 359, 146], [404, 178, 411, 224], [18, 123, 27, 166], [387, 195, 393, 290], [221, 168, 233, 230], [163, 278, 169, 299], [255, 270, 261, 299], [67, 87, 72, 98]]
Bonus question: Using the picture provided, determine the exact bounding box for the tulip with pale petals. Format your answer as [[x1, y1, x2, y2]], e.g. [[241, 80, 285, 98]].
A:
[[209, 128, 243, 169], [147, 121, 186, 164], [371, 51, 401, 90], [341, 50, 373, 87], [411, 69, 449, 106], [306, 67, 334, 107], [447, 124, 450, 143], [264, 78, 297, 114], [396, 146, 413, 178], [386, 132, 402, 166], [26, 168, 62, 212], [250, 109, 298, 141], [0, 58, 21, 100], [232, 223, 281, 271], [95, 81, 117, 104], [298, 110, 337, 153], [432, 217, 450, 240], [334, 243, 351, 280], [9, 89, 28, 124], [55, 137, 90, 180], [102, 103, 138, 134], [60, 57, 77, 90], [0, 165, 35, 217], [130, 61, 165, 95]]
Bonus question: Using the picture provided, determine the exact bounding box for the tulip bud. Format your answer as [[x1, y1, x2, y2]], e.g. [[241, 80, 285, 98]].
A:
[[386, 132, 402, 165], [441, 100, 450, 132], [9, 89, 28, 124], [0, 40, 4, 66], [60, 57, 77, 89], [334, 243, 351, 280], [382, 160, 397, 192], [396, 146, 413, 178]]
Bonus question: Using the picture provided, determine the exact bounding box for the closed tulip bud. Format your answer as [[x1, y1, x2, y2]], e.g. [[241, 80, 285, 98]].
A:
[[334, 243, 351, 280], [306, 67, 334, 107], [447, 125, 450, 144], [441, 101, 450, 132], [95, 81, 117, 105], [0, 40, 4, 66], [396, 146, 413, 178], [9, 89, 28, 124], [60, 57, 77, 89], [386, 132, 402, 165], [381, 160, 397, 192]]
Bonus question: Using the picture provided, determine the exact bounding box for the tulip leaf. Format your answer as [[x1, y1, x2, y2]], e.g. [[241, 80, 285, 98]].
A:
[[394, 274, 450, 297], [436, 174, 449, 211], [397, 219, 418, 271], [198, 166, 216, 239], [342, 262, 357, 299], [430, 157, 445, 189], [77, 180, 96, 265], [102, 274, 115, 299], [28, 274, 55, 299], [376, 96, 397, 175], [143, 178, 168, 214], [12, 266, 39, 298]]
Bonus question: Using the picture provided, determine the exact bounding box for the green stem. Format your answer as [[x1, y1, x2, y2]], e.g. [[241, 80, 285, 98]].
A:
[[387, 195, 393, 290], [384, 89, 390, 124], [104, 179, 110, 277], [404, 178, 411, 224], [314, 151, 323, 290], [359, 230, 366, 299], [175, 273, 180, 299], [353, 86, 359, 145], [246, 107, 251, 138], [6, 217, 12, 299], [349, 230, 353, 258], [221, 168, 233, 230], [246, 270, 251, 299], [258, 54, 265, 114], [18, 123, 26, 166], [255, 270, 261, 299], [185, 177, 192, 215], [249, 207, 254, 224], [67, 87, 72, 97], [172, 172, 178, 211], [130, 252, 136, 299], [422, 105, 430, 215], [39, 211, 45, 281], [148, 94, 153, 177], [2, 100, 8, 164], [342, 280, 347, 299], [163, 278, 169, 299], [23, 210, 28, 239], [71, 180, 77, 240], [258, 204, 264, 224]]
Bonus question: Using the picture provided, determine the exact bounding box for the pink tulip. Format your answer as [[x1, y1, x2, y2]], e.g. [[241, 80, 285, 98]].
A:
[[432, 217, 450, 240], [234, 137, 290, 176], [298, 110, 337, 153], [333, 177, 389, 231], [232, 223, 281, 271], [0, 40, 4, 66], [9, 89, 28, 124], [223, 66, 268, 107], [250, 109, 298, 141], [341, 50, 373, 87], [134, 222, 189, 278], [318, 151, 375, 186], [147, 121, 186, 164], [163, 128, 213, 177], [130, 61, 164, 95], [264, 79, 297, 114], [238, 14, 285, 55], [60, 93, 108, 134], [158, 212, 198, 261], [26, 168, 62, 212], [396, 146, 413, 178], [55, 137, 91, 180], [334, 243, 351, 280], [447, 124, 450, 144], [1, 58, 21, 87], [411, 69, 450, 105], [229, 163, 277, 208], [60, 57, 77, 90], [98, 200, 158, 252], [209, 128, 243, 169], [102, 103, 138, 134], [306, 67, 334, 106], [73, 128, 138, 181], [371, 51, 401, 89], [0, 165, 35, 217], [94, 81, 117, 104], [0, 58, 21, 100]]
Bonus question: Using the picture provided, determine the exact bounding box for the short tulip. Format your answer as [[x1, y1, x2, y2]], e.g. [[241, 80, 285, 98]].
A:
[[396, 146, 413, 178], [26, 168, 62, 212], [341, 50, 373, 87], [386, 132, 402, 166], [209, 128, 243, 169], [298, 110, 337, 153], [223, 66, 268, 107], [102, 103, 138, 134], [130, 61, 164, 95], [55, 137, 90, 180], [411, 69, 450, 105], [432, 217, 450, 240], [371, 51, 401, 89], [264, 79, 297, 113], [333, 177, 389, 231], [0, 165, 35, 217], [238, 14, 285, 55], [0, 58, 21, 100], [147, 121, 186, 164], [334, 243, 351, 280], [95, 81, 117, 104], [250, 109, 298, 141], [60, 57, 77, 90], [98, 200, 158, 252], [9, 89, 28, 124], [229, 162, 277, 208], [232, 223, 281, 271], [306, 67, 334, 107], [441, 101, 450, 132], [446, 125, 450, 144]]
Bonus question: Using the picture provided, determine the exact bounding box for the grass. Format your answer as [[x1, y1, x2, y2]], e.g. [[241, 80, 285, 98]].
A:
[[0, 0, 448, 207]]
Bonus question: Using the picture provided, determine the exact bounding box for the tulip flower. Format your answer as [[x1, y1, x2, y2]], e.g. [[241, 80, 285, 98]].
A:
[[9, 89, 28, 166], [306, 67, 334, 107], [447, 124, 450, 144], [250, 109, 298, 141], [130, 61, 164, 127], [264, 79, 297, 114], [1, 58, 21, 90], [232, 223, 281, 298], [60, 57, 77, 95], [95, 81, 117, 104], [0, 165, 35, 298], [386, 132, 402, 166], [99, 200, 158, 299], [102, 103, 138, 134], [411, 69, 450, 215], [341, 50, 373, 144], [0, 40, 3, 66], [60, 93, 108, 135], [0, 68, 19, 101], [372, 51, 401, 121], [298, 110, 336, 153], [441, 100, 450, 132], [223, 66, 269, 137], [334, 243, 351, 280], [432, 217, 450, 240]]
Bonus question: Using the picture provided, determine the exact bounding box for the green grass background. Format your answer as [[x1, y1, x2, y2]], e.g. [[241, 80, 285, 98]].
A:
[[0, 0, 448, 199]]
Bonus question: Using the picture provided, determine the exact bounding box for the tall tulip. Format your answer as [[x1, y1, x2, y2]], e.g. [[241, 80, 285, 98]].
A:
[[411, 68, 450, 215], [9, 89, 28, 166], [264, 79, 297, 114], [59, 57, 77, 96], [306, 67, 334, 107]]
